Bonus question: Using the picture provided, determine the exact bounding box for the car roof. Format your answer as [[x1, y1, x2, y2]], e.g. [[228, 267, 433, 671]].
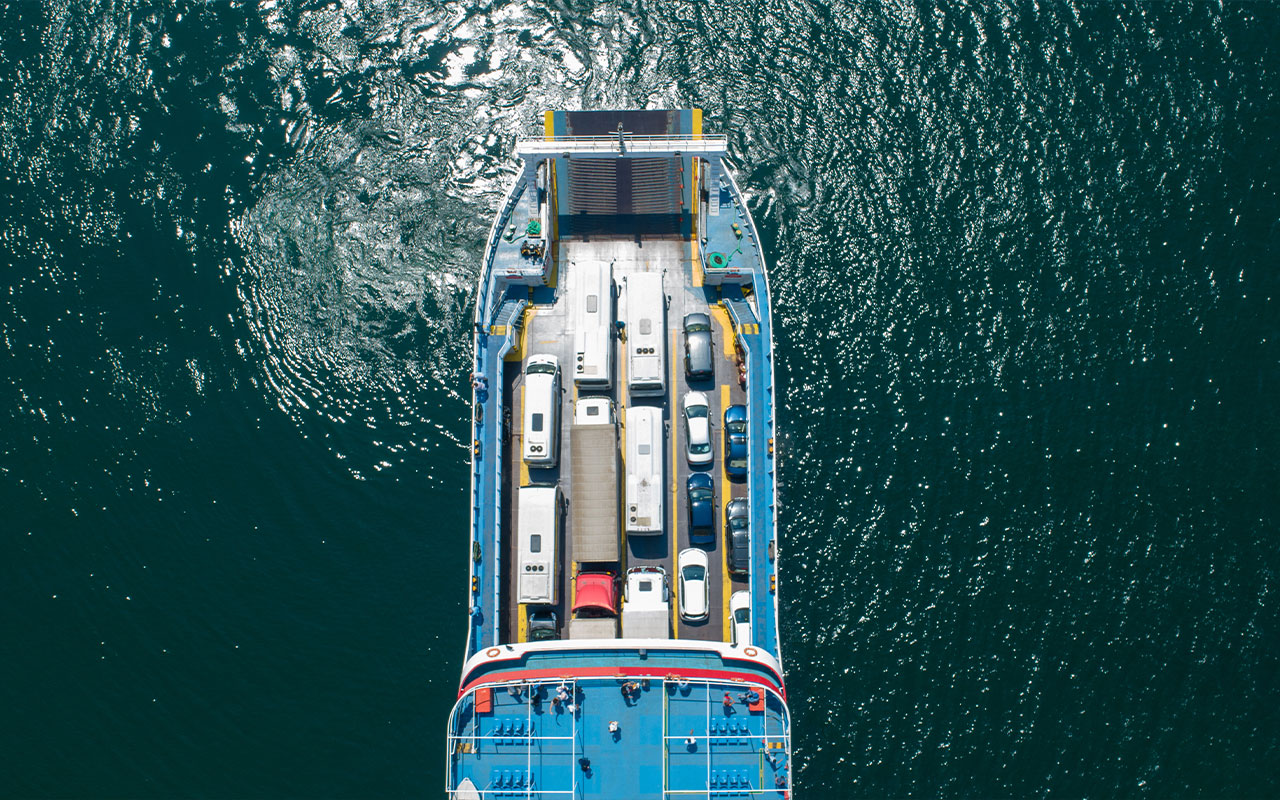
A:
[[684, 390, 708, 407], [687, 471, 713, 488], [678, 548, 709, 567]]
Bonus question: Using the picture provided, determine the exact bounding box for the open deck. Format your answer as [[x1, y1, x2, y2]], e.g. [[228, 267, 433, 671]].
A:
[[498, 238, 751, 645]]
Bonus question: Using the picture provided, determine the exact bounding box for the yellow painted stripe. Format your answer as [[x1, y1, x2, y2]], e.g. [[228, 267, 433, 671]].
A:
[[691, 157, 701, 287], [544, 110, 554, 138], [569, 561, 578, 613], [517, 602, 528, 642], [710, 304, 737, 361], [670, 328, 681, 639], [504, 307, 537, 362], [692, 108, 702, 139], [519, 383, 529, 487], [720, 382, 732, 640]]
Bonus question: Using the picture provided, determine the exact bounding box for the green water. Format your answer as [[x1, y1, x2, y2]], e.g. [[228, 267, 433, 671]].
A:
[[2, 1, 1276, 796]]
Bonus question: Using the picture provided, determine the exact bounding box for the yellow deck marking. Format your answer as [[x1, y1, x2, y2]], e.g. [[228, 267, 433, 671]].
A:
[[569, 561, 578, 614], [518, 384, 529, 487], [710, 305, 737, 361], [720, 382, 732, 640], [691, 157, 701, 287], [692, 108, 702, 139], [517, 602, 528, 642], [544, 110, 554, 138], [505, 308, 537, 362], [670, 328, 681, 639]]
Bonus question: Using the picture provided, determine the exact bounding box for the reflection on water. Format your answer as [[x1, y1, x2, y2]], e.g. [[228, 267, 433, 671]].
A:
[[1, 0, 1276, 796]]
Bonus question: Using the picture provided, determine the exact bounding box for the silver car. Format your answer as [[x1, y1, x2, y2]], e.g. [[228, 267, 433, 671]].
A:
[[729, 591, 751, 646], [683, 312, 713, 379], [677, 548, 709, 622], [684, 391, 713, 466]]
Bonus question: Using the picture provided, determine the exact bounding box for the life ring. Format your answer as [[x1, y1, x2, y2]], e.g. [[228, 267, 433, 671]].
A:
[[743, 647, 758, 658], [485, 647, 501, 658]]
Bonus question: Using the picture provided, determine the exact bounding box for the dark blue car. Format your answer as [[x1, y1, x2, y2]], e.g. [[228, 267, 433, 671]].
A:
[[723, 404, 748, 480], [686, 472, 714, 544]]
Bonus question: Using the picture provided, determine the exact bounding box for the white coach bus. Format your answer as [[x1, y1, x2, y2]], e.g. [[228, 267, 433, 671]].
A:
[[623, 272, 665, 397], [573, 260, 614, 389], [516, 484, 562, 606], [624, 405, 663, 536]]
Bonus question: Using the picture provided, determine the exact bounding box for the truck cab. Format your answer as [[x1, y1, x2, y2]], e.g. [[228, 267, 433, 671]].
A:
[[568, 572, 619, 640], [621, 566, 670, 638]]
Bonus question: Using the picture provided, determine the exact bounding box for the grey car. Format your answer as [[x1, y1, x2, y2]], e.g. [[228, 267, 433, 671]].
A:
[[683, 312, 713, 380], [726, 498, 750, 576]]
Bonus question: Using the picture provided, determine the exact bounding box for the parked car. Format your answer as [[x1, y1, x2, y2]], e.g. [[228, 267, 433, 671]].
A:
[[683, 312, 713, 379], [723, 404, 748, 480], [683, 391, 713, 466], [677, 548, 709, 622], [726, 498, 750, 576], [686, 472, 714, 544], [528, 609, 559, 641], [729, 591, 751, 647]]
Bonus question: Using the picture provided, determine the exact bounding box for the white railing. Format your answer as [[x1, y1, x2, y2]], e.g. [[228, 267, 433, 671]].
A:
[[515, 134, 728, 158]]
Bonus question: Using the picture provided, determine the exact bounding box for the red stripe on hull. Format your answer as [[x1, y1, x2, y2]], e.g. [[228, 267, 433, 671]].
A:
[[458, 666, 786, 701]]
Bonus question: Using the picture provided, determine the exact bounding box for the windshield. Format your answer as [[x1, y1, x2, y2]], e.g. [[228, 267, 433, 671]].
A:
[[734, 607, 750, 623], [686, 405, 708, 419], [730, 515, 748, 532], [728, 457, 747, 470], [691, 441, 711, 454], [526, 362, 557, 375], [690, 487, 712, 502], [686, 322, 710, 333], [727, 420, 747, 434], [682, 565, 705, 581]]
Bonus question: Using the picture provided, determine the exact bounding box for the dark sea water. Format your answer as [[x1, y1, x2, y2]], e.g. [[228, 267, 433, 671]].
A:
[[2, 1, 1276, 797]]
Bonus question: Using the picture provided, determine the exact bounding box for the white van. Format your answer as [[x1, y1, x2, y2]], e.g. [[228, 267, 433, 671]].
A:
[[624, 405, 663, 536], [522, 354, 561, 467], [517, 485, 561, 606]]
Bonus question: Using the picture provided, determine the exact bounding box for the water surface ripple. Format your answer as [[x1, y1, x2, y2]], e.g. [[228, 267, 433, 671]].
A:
[[1, 1, 1276, 796]]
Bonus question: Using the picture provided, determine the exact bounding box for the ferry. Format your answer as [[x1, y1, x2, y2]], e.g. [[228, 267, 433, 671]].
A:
[[448, 109, 791, 798]]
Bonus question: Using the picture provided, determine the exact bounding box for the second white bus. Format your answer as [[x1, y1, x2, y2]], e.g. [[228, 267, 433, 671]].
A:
[[517, 484, 562, 606], [573, 260, 614, 389], [624, 405, 664, 536], [623, 271, 665, 397]]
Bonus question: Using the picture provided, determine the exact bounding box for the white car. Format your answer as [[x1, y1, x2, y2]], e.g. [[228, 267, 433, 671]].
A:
[[683, 391, 712, 466], [729, 590, 751, 647], [677, 548, 709, 622]]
